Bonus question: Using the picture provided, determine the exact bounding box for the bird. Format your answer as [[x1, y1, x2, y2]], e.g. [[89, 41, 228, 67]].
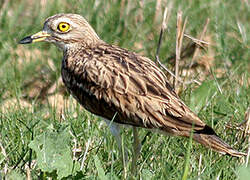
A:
[[19, 13, 245, 161]]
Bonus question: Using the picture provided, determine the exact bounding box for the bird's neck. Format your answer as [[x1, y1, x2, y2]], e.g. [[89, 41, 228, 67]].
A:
[[62, 41, 104, 71], [63, 39, 104, 53]]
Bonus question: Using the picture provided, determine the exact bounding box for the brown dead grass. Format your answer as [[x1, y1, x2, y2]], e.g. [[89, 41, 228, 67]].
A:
[[1, 98, 32, 113], [14, 46, 43, 67]]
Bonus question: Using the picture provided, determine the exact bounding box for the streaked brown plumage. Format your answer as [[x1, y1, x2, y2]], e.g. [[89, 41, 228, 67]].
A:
[[19, 13, 245, 157]]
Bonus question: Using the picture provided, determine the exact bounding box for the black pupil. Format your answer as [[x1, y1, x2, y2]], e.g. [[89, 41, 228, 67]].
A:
[[62, 24, 66, 29]]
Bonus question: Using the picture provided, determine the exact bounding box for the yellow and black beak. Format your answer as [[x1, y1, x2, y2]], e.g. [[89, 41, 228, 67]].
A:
[[19, 31, 51, 44]]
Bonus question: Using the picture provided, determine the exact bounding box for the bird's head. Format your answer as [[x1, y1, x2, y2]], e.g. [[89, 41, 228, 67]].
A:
[[19, 13, 100, 50]]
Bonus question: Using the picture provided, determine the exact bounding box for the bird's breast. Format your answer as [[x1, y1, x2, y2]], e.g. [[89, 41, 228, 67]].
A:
[[61, 59, 116, 120], [61, 60, 88, 102]]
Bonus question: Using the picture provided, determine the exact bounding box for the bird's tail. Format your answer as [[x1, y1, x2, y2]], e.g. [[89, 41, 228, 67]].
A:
[[192, 128, 246, 157]]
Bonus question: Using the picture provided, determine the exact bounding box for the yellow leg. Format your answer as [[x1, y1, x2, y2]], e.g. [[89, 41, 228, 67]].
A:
[[103, 119, 128, 163], [131, 127, 141, 175]]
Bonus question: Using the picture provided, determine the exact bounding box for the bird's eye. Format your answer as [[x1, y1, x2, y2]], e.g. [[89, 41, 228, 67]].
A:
[[57, 22, 70, 32]]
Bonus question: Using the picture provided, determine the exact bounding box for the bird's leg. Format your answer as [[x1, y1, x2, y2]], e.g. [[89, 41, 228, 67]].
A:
[[103, 119, 128, 163], [131, 127, 141, 175]]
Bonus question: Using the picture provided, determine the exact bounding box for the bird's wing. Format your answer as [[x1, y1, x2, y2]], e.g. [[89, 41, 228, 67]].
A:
[[79, 43, 206, 133]]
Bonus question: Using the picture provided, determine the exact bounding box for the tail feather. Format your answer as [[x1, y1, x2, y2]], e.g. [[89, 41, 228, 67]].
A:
[[193, 133, 246, 157]]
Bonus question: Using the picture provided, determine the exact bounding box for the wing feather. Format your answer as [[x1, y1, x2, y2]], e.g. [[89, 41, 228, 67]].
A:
[[68, 43, 206, 133]]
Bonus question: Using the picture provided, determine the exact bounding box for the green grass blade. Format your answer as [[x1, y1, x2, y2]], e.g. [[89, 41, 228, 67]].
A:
[[181, 126, 194, 180], [94, 155, 108, 180]]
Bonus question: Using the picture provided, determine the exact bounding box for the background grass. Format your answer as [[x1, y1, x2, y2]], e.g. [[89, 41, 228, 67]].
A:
[[0, 0, 249, 179]]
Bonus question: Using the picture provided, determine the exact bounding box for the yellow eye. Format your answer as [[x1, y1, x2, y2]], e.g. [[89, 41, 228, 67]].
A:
[[57, 22, 70, 32]]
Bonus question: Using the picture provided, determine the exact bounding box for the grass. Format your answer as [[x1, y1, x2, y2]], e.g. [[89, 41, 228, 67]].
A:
[[0, 0, 249, 179]]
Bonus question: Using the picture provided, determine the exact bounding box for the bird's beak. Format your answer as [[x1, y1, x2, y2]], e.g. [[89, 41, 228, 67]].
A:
[[19, 31, 51, 44]]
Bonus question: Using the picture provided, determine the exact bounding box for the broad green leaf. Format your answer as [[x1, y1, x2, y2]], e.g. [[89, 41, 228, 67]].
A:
[[106, 172, 119, 180], [6, 170, 25, 180], [29, 124, 80, 179], [189, 80, 217, 113], [213, 95, 232, 115], [141, 169, 153, 180], [238, 166, 250, 180], [94, 155, 108, 180]]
